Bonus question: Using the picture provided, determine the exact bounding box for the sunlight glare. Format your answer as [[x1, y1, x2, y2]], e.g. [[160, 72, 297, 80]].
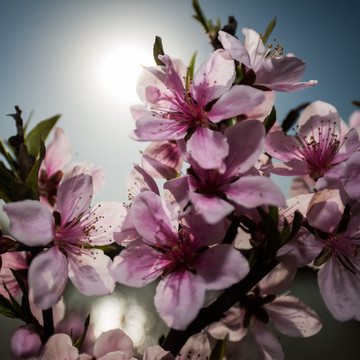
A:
[[99, 44, 153, 102]]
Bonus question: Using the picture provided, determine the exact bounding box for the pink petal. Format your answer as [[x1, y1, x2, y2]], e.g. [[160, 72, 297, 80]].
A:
[[264, 158, 310, 176], [44, 127, 71, 178], [39, 333, 79, 360], [196, 244, 249, 290], [225, 175, 286, 208], [111, 246, 163, 287], [62, 162, 105, 197], [245, 90, 275, 121], [189, 192, 234, 224], [180, 207, 228, 247], [4, 200, 54, 247], [298, 101, 338, 127], [208, 85, 265, 122], [28, 247, 68, 309], [93, 329, 133, 359], [56, 174, 93, 226], [341, 151, 360, 201], [264, 130, 298, 162], [176, 332, 211, 360], [252, 320, 284, 360], [349, 110, 360, 127], [186, 127, 229, 170], [218, 31, 252, 68], [131, 192, 178, 246], [11, 326, 42, 360], [127, 164, 160, 198], [266, 295, 322, 337], [207, 304, 247, 342], [335, 127, 360, 163], [82, 201, 126, 246], [142, 141, 183, 179], [68, 250, 115, 297], [134, 114, 188, 141], [144, 345, 174, 360], [276, 228, 322, 268], [318, 258, 360, 321], [193, 49, 235, 107], [154, 271, 206, 330], [224, 120, 265, 175], [259, 263, 296, 295], [163, 175, 191, 210]]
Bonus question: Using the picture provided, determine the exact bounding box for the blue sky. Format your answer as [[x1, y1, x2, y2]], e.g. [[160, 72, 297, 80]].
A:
[[1, 0, 360, 202]]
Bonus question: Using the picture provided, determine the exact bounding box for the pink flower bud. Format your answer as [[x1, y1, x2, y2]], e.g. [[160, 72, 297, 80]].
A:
[[10, 326, 42, 359]]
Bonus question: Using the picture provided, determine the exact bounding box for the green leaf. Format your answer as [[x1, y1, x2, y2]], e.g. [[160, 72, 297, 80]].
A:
[[234, 64, 245, 85], [2, 281, 22, 316], [25, 114, 61, 158], [281, 103, 309, 133], [153, 36, 165, 66], [262, 17, 276, 45], [289, 210, 303, 240], [23, 109, 34, 134], [257, 207, 281, 256], [74, 314, 90, 351], [26, 136, 46, 191], [0, 294, 18, 318], [352, 100, 360, 108], [268, 205, 279, 226], [263, 106, 277, 134], [188, 51, 197, 81], [0, 139, 17, 171], [210, 339, 226, 360], [192, 0, 210, 33], [0, 162, 17, 202], [280, 218, 291, 245]]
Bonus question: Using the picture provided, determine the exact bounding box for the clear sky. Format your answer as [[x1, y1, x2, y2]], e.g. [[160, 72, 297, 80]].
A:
[[1, 0, 360, 203], [1, 1, 360, 358]]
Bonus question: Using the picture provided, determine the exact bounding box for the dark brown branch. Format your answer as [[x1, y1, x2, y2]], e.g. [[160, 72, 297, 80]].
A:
[[161, 258, 278, 355]]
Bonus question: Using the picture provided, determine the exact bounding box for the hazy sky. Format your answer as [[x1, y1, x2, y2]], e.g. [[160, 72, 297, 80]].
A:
[[1, 0, 360, 203]]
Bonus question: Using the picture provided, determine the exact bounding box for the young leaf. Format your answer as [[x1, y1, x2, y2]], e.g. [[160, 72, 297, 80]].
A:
[[210, 339, 226, 360], [0, 162, 17, 202], [74, 314, 90, 351], [187, 51, 197, 81], [352, 100, 360, 108], [263, 106, 277, 134], [25, 114, 60, 158], [153, 36, 165, 66], [262, 17, 276, 45], [281, 102, 309, 133], [26, 136, 46, 191], [0, 294, 18, 318], [192, 0, 210, 33]]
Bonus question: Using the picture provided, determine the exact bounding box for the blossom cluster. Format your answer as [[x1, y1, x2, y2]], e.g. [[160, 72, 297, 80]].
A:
[[1, 1, 360, 359]]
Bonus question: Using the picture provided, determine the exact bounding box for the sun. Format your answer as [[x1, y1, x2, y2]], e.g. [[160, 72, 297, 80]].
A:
[[99, 44, 154, 102]]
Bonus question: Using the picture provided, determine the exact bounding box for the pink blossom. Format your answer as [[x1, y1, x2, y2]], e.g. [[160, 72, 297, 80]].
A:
[[307, 191, 360, 321], [111, 191, 249, 330], [218, 28, 317, 92], [3, 173, 122, 309], [207, 264, 322, 359], [38, 127, 71, 208], [264, 101, 360, 180], [165, 120, 286, 224], [141, 141, 183, 179], [133, 50, 265, 170], [11, 326, 42, 360], [0, 251, 28, 299]]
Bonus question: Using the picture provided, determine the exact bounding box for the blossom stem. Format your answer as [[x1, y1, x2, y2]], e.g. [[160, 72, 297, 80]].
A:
[[42, 308, 54, 343], [161, 258, 278, 355]]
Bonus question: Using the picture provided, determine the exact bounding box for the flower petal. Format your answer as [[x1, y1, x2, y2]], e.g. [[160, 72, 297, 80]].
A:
[[196, 244, 249, 290], [131, 192, 178, 246], [187, 127, 229, 170], [68, 250, 115, 296], [208, 85, 265, 122], [56, 173, 93, 226], [3, 200, 54, 246], [176, 332, 211, 360], [266, 295, 322, 337], [154, 271, 205, 330], [93, 329, 133, 360], [225, 175, 286, 208], [318, 258, 360, 321], [111, 246, 163, 287], [39, 334, 79, 360], [28, 247, 68, 309], [189, 192, 234, 224]]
